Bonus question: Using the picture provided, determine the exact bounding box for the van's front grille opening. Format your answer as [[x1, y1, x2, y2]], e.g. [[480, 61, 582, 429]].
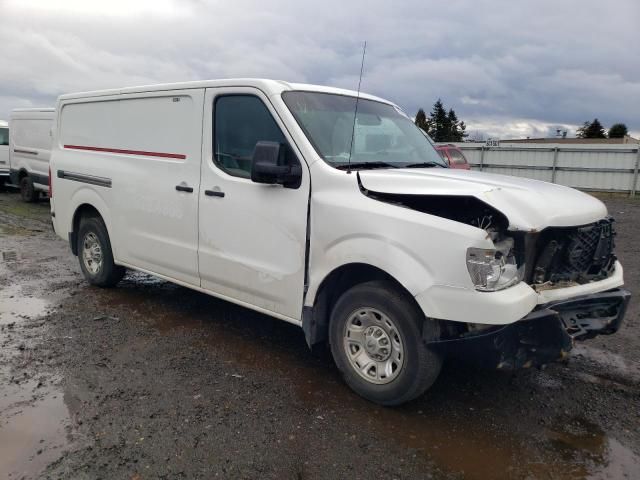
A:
[[530, 217, 616, 286]]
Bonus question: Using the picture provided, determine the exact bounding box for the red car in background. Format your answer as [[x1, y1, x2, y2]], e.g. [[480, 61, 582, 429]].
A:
[[435, 144, 471, 170]]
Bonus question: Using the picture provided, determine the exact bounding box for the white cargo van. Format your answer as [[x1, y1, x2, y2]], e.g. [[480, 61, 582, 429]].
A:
[[0, 120, 8, 187], [9, 108, 55, 201], [49, 79, 629, 405]]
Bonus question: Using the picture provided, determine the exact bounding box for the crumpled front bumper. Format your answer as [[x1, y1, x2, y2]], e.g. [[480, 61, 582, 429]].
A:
[[437, 288, 631, 370]]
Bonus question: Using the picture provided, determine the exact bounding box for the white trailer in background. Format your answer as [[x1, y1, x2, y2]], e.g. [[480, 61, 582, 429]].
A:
[[0, 120, 8, 188], [9, 108, 55, 202]]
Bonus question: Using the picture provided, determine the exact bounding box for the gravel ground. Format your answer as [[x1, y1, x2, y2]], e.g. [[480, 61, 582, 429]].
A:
[[0, 191, 639, 479]]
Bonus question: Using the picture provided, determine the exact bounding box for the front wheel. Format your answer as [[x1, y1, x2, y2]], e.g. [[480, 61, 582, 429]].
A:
[[77, 216, 125, 287], [329, 281, 442, 406]]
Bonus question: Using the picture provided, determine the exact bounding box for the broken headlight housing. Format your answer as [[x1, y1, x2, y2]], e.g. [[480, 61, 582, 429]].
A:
[[466, 237, 523, 291]]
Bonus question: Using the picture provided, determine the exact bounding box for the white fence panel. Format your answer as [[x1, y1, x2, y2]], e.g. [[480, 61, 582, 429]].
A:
[[444, 142, 640, 195]]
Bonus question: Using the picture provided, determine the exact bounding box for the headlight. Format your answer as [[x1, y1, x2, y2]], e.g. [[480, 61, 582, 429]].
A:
[[466, 237, 523, 291]]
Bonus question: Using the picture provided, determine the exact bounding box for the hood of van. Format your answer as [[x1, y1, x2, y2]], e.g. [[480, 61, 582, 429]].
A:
[[358, 168, 608, 231]]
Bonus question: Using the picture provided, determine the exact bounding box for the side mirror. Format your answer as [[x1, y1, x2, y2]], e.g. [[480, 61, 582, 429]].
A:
[[250, 141, 302, 188]]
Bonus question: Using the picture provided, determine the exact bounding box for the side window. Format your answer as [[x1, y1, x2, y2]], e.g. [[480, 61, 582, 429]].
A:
[[0, 128, 8, 146], [213, 95, 295, 178]]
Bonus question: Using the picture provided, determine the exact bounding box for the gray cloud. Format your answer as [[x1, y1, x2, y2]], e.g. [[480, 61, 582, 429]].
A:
[[0, 0, 638, 138]]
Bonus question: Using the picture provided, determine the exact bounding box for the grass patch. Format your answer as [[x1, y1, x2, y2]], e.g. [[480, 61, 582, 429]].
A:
[[0, 197, 50, 220], [0, 224, 35, 236], [588, 191, 640, 202]]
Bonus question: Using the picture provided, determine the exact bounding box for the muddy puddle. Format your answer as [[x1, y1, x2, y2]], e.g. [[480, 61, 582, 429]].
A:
[[0, 371, 70, 480], [86, 272, 640, 480], [0, 268, 72, 478], [0, 284, 50, 326], [546, 417, 640, 479]]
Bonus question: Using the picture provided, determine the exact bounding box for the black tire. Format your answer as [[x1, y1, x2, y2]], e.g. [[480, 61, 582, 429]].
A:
[[20, 175, 39, 202], [329, 280, 442, 406], [77, 216, 125, 287]]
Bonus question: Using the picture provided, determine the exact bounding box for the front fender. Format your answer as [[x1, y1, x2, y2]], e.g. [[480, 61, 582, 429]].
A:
[[305, 233, 435, 308], [305, 174, 495, 320]]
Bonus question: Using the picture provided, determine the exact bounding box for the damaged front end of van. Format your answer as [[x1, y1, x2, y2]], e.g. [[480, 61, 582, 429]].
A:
[[356, 169, 631, 370], [436, 288, 630, 370]]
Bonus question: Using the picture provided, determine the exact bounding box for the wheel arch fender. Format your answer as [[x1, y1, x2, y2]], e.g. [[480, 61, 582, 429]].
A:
[[66, 189, 114, 257], [15, 167, 29, 181], [303, 235, 436, 348], [306, 234, 435, 307]]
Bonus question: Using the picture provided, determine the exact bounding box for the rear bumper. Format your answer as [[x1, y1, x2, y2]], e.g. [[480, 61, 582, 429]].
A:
[[8, 169, 49, 187], [439, 288, 631, 370]]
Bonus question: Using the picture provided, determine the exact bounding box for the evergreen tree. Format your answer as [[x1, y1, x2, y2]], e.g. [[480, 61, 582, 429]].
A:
[[577, 119, 607, 139], [446, 109, 467, 142], [414, 108, 429, 132], [429, 99, 449, 142], [576, 121, 590, 138], [415, 100, 468, 142], [608, 123, 628, 138], [585, 118, 607, 138], [447, 109, 459, 141]]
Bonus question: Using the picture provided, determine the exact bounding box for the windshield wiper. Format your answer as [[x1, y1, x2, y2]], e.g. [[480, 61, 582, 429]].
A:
[[403, 161, 446, 168], [335, 161, 399, 170]]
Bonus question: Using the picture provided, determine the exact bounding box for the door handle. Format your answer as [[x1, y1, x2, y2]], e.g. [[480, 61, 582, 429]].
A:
[[204, 189, 225, 198], [175, 184, 194, 193]]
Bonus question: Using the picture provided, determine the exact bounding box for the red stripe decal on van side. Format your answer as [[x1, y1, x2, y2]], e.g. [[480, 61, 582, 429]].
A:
[[63, 144, 186, 160]]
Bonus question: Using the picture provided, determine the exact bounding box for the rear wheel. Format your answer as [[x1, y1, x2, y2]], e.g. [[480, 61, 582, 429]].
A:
[[329, 280, 442, 406], [20, 175, 39, 202], [77, 216, 125, 287]]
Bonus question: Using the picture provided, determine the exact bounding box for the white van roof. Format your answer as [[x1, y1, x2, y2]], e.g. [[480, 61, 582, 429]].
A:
[[10, 108, 56, 121], [0, 120, 7, 127], [57, 78, 394, 106]]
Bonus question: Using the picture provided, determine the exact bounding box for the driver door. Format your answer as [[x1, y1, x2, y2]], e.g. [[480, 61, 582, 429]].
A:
[[198, 87, 310, 321]]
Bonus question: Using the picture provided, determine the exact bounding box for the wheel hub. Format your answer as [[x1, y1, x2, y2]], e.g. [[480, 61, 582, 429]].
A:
[[363, 326, 391, 361], [343, 307, 404, 385], [82, 232, 103, 275]]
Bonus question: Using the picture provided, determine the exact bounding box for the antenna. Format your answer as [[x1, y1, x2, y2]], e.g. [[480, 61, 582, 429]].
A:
[[347, 40, 367, 174]]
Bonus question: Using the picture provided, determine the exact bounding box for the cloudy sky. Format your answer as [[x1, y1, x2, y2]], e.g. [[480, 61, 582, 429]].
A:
[[1, 0, 638, 139]]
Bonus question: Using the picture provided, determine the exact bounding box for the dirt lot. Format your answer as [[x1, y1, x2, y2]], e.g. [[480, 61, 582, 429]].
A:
[[1, 191, 639, 480]]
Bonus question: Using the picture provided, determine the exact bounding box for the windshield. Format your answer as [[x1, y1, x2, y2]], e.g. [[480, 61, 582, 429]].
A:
[[282, 91, 448, 169]]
